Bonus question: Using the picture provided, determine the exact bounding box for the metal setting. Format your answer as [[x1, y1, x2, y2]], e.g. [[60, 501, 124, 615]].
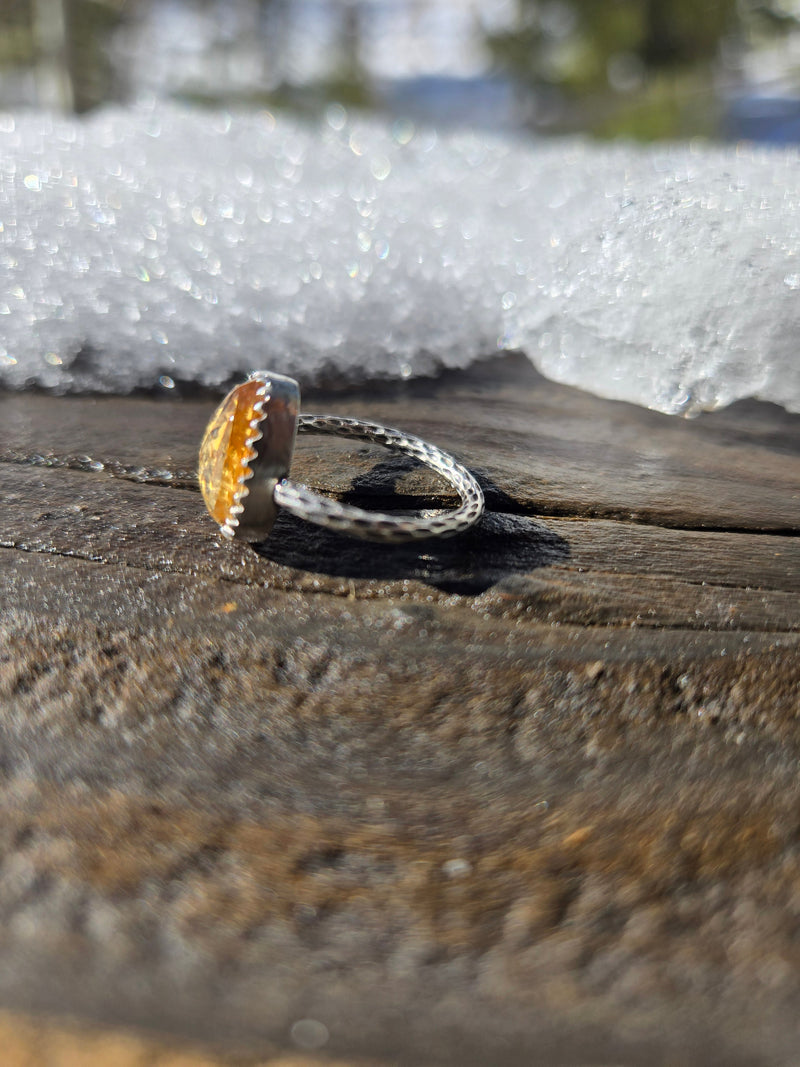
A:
[[203, 371, 485, 544], [276, 414, 485, 542], [226, 371, 299, 541]]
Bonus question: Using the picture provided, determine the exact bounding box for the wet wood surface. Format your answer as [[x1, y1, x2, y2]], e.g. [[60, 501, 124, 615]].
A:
[[0, 354, 799, 1066]]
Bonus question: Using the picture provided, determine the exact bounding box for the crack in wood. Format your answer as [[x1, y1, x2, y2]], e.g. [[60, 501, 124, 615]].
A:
[[1, 539, 797, 636], [2, 452, 797, 537]]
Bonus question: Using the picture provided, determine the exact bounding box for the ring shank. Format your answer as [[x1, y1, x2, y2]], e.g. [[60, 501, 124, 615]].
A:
[[272, 414, 484, 543]]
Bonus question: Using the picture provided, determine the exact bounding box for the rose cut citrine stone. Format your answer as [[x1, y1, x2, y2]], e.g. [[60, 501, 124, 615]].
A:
[[198, 379, 264, 526]]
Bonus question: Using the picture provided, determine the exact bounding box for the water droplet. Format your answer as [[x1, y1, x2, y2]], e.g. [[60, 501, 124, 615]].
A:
[[370, 155, 391, 181], [392, 118, 415, 145], [442, 858, 471, 878], [290, 1019, 329, 1051], [325, 103, 347, 131]]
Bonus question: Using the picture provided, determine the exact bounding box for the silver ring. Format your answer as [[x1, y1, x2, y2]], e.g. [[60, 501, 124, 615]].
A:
[[198, 370, 484, 544]]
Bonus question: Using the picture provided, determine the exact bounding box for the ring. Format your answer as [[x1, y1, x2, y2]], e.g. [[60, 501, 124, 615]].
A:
[[198, 371, 485, 543]]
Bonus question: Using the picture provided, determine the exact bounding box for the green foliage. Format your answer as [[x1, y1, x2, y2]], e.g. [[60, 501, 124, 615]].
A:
[[485, 0, 795, 138], [488, 0, 741, 85], [592, 71, 719, 140]]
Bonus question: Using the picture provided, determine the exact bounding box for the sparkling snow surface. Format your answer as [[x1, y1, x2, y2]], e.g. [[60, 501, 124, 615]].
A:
[[0, 103, 798, 414]]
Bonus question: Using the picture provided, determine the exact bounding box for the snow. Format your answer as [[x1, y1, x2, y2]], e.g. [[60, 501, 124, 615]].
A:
[[0, 102, 798, 414]]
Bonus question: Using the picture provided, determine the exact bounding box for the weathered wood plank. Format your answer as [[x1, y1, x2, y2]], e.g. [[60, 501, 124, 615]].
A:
[[0, 361, 799, 1067], [1, 462, 798, 632], [2, 354, 799, 531], [1, 544, 799, 1065], [0, 1008, 360, 1067]]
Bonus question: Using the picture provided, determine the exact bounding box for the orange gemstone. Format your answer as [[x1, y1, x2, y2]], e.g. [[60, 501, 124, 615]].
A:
[[198, 379, 264, 527]]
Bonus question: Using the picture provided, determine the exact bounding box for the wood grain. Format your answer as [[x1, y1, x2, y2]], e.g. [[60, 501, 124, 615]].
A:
[[0, 356, 799, 1067]]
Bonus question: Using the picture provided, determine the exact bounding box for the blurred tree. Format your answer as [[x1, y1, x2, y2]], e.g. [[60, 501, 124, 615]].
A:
[[324, 0, 374, 107], [2, 0, 127, 111], [486, 0, 795, 137], [62, 0, 127, 111], [488, 0, 745, 82], [488, 0, 739, 90]]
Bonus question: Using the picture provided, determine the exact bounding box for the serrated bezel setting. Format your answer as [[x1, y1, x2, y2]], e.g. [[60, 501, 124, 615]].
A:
[[198, 370, 299, 542]]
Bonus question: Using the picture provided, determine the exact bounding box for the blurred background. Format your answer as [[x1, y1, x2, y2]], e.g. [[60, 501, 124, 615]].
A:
[[2, 0, 800, 141]]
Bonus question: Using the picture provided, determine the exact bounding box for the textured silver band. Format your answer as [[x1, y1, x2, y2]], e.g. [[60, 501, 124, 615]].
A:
[[272, 414, 485, 542]]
